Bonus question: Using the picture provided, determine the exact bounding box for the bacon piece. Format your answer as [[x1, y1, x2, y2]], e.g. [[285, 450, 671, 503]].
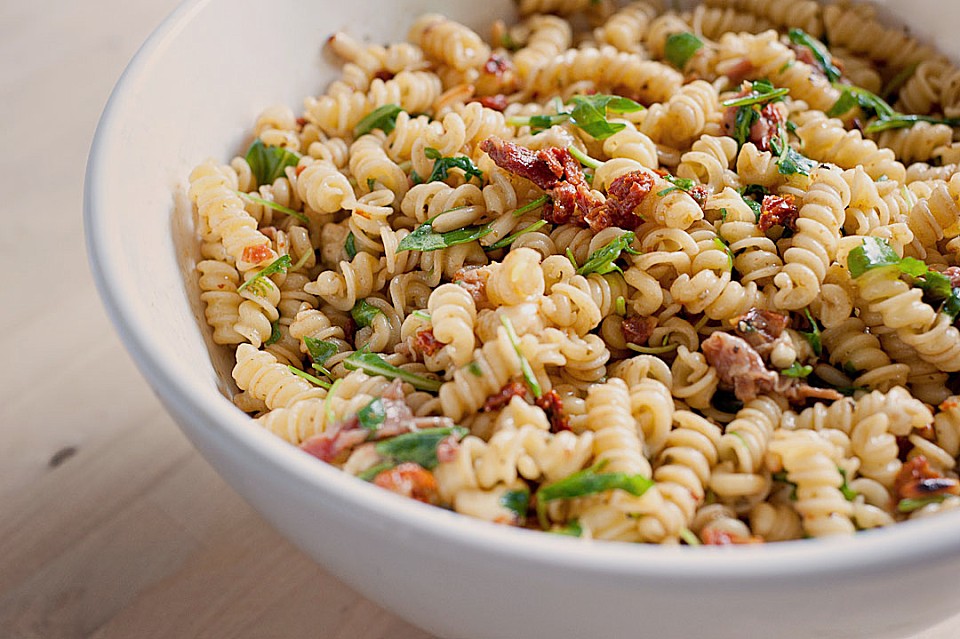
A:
[[453, 265, 491, 309], [732, 308, 790, 352], [414, 328, 444, 356], [894, 456, 960, 502], [621, 316, 657, 346], [373, 462, 441, 505], [721, 87, 786, 152], [701, 528, 764, 545], [476, 54, 519, 96], [942, 266, 960, 290], [436, 434, 462, 464], [535, 389, 571, 433], [759, 194, 799, 232], [725, 59, 756, 86], [300, 380, 454, 463], [483, 380, 529, 412], [702, 332, 842, 405], [688, 185, 710, 208], [477, 94, 509, 111], [241, 243, 273, 265], [585, 170, 655, 231]]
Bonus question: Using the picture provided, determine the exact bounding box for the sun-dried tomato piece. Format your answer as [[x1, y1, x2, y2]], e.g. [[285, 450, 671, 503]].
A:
[[373, 462, 440, 504], [483, 380, 529, 413], [535, 389, 571, 433], [584, 170, 654, 231], [759, 194, 799, 232], [477, 94, 509, 111], [241, 243, 273, 265], [453, 265, 491, 309], [414, 328, 444, 356]]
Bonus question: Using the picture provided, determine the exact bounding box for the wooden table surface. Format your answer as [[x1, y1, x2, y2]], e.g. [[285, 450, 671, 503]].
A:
[[1, 1, 959, 637]]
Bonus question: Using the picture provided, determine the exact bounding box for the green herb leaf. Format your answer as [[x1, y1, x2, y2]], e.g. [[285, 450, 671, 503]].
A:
[[826, 89, 860, 118], [566, 94, 643, 140], [245, 140, 301, 187], [713, 237, 734, 271], [898, 495, 949, 513], [787, 29, 842, 82], [287, 365, 332, 389], [358, 461, 397, 482], [551, 520, 583, 537], [615, 296, 627, 316], [412, 310, 431, 321], [423, 148, 484, 183], [345, 232, 357, 259], [627, 342, 679, 355], [354, 104, 403, 137], [864, 114, 960, 134], [847, 237, 904, 278], [467, 361, 483, 377], [304, 337, 339, 374], [577, 232, 639, 276], [567, 145, 602, 169], [374, 426, 469, 469], [356, 397, 386, 431], [237, 255, 292, 293], [486, 219, 549, 250], [396, 215, 493, 253], [235, 191, 309, 224], [838, 468, 858, 501], [801, 308, 822, 357], [344, 350, 442, 392], [264, 320, 282, 346], [780, 361, 813, 378], [499, 488, 531, 522], [881, 63, 919, 101], [351, 299, 382, 328], [512, 195, 550, 218], [664, 32, 704, 70], [721, 80, 791, 108], [774, 141, 816, 176], [679, 527, 701, 546], [500, 315, 542, 399], [536, 462, 654, 528]]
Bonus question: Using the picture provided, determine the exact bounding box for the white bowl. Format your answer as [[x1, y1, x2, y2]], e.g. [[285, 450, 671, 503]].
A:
[[85, 1, 960, 637]]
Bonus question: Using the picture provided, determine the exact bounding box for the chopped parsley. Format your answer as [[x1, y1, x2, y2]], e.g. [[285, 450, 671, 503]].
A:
[[787, 29, 842, 82], [508, 94, 644, 140]]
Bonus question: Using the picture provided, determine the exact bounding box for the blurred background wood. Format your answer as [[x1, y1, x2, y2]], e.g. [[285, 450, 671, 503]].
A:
[[0, 1, 957, 637]]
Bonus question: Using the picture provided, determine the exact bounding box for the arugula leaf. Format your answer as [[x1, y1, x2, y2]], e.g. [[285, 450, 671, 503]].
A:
[[351, 299, 382, 328], [512, 194, 550, 218], [825, 89, 860, 119], [423, 148, 483, 183], [325, 378, 343, 426], [235, 191, 310, 224], [237, 255, 292, 294], [374, 426, 469, 469], [787, 29, 842, 82], [567, 94, 643, 140], [801, 308, 823, 356], [721, 80, 791, 108], [664, 32, 704, 70], [344, 350, 442, 392], [838, 468, 858, 501], [780, 362, 813, 378], [577, 232, 640, 276], [245, 140, 301, 186], [358, 461, 396, 482], [881, 63, 919, 101], [828, 84, 960, 132], [287, 365, 332, 389], [264, 320, 281, 346], [898, 495, 950, 513], [658, 173, 698, 197], [500, 315, 542, 399], [713, 237, 734, 271], [486, 219, 549, 251], [345, 232, 357, 259], [551, 520, 583, 537], [738, 184, 768, 221], [354, 104, 403, 137], [865, 114, 960, 134], [567, 145, 602, 169], [499, 488, 530, 522], [356, 397, 386, 431], [847, 237, 902, 278], [397, 215, 493, 253], [536, 462, 654, 528], [770, 137, 816, 176], [679, 527, 701, 546], [304, 337, 339, 375]]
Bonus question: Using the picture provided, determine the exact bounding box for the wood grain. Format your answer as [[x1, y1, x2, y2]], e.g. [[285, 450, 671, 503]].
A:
[[1, 1, 958, 637]]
